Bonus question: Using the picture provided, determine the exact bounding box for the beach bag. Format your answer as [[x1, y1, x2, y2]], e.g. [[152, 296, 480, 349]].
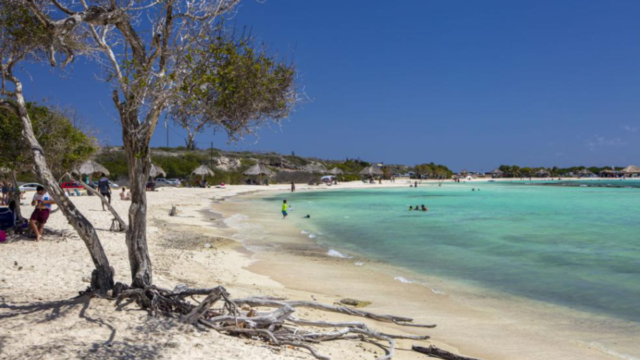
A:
[[0, 208, 14, 231], [0, 230, 6, 243]]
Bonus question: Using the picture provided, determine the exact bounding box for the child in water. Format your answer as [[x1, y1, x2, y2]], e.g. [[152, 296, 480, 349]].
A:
[[282, 200, 289, 219]]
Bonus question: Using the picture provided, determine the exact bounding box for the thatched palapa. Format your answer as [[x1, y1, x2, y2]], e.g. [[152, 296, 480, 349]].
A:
[[359, 166, 383, 176], [243, 163, 274, 177], [535, 169, 550, 177], [303, 163, 328, 173], [192, 165, 214, 180], [577, 169, 595, 177], [329, 167, 343, 175], [74, 160, 110, 176], [621, 165, 640, 174], [150, 163, 167, 178]]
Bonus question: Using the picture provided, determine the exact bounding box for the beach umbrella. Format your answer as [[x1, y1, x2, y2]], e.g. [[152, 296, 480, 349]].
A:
[[359, 166, 383, 177], [149, 163, 166, 178], [192, 165, 214, 181], [535, 169, 550, 177], [328, 167, 343, 175], [599, 169, 617, 178], [577, 169, 595, 177], [621, 165, 640, 174], [243, 163, 273, 185], [489, 168, 504, 178], [304, 163, 328, 173], [74, 160, 110, 177], [243, 163, 274, 176]]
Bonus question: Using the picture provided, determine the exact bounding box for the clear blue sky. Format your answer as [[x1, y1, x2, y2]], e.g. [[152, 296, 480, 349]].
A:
[[19, 0, 640, 171]]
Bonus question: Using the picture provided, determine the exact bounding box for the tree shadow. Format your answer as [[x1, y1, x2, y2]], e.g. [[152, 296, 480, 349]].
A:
[[0, 293, 176, 360], [0, 295, 87, 321], [80, 341, 164, 360]]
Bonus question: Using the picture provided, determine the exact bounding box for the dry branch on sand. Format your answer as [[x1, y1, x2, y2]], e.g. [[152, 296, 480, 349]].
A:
[[112, 285, 439, 360], [412, 345, 483, 360]]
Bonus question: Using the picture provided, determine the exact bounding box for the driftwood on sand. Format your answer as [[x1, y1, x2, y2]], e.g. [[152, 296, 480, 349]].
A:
[[114, 285, 437, 360], [412, 345, 482, 360]]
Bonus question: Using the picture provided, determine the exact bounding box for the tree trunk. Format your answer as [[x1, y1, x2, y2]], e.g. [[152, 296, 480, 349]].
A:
[[9, 170, 23, 221], [11, 82, 114, 293], [185, 130, 197, 151], [66, 173, 127, 232], [122, 117, 153, 288]]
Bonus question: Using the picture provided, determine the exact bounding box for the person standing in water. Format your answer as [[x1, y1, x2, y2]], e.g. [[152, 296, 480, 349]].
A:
[[282, 200, 289, 219], [291, 181, 295, 192]]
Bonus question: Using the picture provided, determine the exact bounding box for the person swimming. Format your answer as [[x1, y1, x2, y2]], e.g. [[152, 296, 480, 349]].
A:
[[409, 206, 413, 211], [414, 205, 420, 211], [421, 204, 428, 212]]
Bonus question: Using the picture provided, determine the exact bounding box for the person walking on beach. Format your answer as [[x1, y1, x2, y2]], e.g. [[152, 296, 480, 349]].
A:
[[98, 173, 112, 211], [30, 186, 54, 242], [291, 181, 295, 192], [414, 181, 418, 188], [282, 200, 289, 219]]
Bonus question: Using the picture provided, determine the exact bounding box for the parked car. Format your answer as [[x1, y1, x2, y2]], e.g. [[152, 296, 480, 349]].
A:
[[60, 182, 84, 189], [19, 183, 44, 191], [165, 178, 181, 185], [156, 178, 180, 186], [90, 180, 120, 189]]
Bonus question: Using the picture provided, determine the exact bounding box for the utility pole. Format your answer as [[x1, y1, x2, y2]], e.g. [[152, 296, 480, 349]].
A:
[[210, 141, 213, 167]]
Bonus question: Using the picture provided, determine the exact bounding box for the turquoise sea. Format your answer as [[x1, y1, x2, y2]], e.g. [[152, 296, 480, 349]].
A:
[[262, 180, 640, 322]]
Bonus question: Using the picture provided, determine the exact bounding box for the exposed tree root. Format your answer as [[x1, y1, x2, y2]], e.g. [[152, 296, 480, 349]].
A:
[[112, 284, 435, 360], [412, 345, 483, 360]]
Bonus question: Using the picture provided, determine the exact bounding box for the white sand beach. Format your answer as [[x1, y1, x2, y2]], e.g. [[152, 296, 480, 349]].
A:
[[1, 181, 637, 360]]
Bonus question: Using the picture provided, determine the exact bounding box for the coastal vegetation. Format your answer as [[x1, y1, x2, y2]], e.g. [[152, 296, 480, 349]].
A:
[[496, 164, 624, 177]]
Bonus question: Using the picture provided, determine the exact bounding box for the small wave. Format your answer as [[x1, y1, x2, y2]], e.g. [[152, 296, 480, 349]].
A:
[[327, 249, 352, 259], [308, 234, 317, 239], [301, 230, 309, 235], [394, 276, 414, 284], [354, 262, 364, 266], [585, 342, 638, 360], [431, 288, 446, 295], [224, 213, 267, 242], [344, 216, 350, 219]]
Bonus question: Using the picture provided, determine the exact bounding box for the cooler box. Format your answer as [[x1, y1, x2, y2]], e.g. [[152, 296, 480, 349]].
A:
[[0, 208, 15, 230]]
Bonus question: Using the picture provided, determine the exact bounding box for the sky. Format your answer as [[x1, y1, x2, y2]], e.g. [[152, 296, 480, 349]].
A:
[[18, 0, 640, 171]]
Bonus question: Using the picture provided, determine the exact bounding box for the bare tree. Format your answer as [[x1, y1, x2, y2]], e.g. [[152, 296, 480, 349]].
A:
[[10, 0, 297, 288], [0, 1, 114, 292]]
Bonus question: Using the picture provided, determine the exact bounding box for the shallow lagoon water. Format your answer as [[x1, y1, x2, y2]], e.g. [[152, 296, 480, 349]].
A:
[[262, 181, 640, 322]]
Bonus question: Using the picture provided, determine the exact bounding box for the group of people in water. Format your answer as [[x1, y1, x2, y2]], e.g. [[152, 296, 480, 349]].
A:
[[409, 205, 428, 212]]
